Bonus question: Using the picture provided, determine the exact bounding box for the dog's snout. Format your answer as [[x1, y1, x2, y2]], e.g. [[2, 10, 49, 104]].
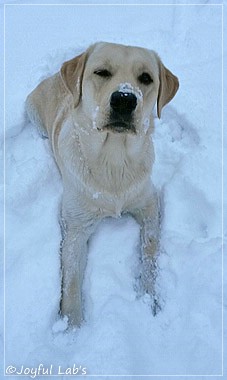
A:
[[110, 91, 137, 114]]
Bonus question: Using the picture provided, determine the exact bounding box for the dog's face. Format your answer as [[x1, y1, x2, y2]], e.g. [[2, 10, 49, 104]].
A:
[[60, 42, 179, 135], [82, 43, 161, 135]]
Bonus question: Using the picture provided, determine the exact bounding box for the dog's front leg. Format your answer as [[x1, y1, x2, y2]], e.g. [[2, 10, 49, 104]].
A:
[[132, 194, 161, 315], [60, 221, 96, 327]]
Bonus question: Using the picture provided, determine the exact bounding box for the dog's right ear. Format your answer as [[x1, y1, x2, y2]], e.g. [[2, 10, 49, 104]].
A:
[[60, 52, 87, 107]]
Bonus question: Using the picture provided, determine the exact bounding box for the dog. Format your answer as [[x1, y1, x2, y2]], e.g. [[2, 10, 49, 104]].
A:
[[26, 42, 179, 327]]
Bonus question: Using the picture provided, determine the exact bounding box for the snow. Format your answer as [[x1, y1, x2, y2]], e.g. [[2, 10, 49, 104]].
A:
[[1, 1, 226, 379], [92, 106, 100, 130], [119, 83, 143, 100]]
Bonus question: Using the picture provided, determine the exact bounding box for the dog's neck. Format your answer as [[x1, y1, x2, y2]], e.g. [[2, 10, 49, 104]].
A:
[[78, 128, 154, 194]]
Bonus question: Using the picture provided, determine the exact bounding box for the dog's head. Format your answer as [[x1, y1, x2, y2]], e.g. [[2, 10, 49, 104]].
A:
[[60, 42, 179, 134]]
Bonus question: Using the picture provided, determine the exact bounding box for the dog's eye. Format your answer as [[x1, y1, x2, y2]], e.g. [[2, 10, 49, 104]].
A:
[[138, 72, 153, 85], [94, 69, 112, 78]]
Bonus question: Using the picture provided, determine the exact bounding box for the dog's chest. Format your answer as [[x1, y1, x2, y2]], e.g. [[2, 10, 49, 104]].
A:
[[91, 190, 134, 217], [62, 129, 152, 216], [88, 136, 148, 189], [87, 165, 148, 218], [94, 195, 122, 217], [84, 138, 150, 216]]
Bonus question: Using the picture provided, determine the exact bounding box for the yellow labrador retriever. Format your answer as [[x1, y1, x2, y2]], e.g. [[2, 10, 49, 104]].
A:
[[26, 42, 179, 327]]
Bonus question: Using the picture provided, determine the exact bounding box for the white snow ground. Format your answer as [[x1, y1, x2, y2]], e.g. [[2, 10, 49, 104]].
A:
[[1, 1, 226, 379]]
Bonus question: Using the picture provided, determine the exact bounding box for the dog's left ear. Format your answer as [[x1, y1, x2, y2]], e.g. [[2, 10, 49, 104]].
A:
[[60, 52, 87, 107], [157, 59, 179, 118]]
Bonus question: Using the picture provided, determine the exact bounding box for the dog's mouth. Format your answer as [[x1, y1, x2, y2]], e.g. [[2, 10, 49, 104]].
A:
[[100, 120, 136, 134], [95, 108, 137, 134]]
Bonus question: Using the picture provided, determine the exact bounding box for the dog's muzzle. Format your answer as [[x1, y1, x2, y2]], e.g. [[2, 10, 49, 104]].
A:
[[103, 91, 137, 133]]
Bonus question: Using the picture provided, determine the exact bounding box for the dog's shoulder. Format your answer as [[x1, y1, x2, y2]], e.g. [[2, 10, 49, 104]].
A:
[[26, 73, 71, 139]]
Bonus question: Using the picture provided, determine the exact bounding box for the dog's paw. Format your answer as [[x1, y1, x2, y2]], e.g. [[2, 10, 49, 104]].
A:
[[150, 294, 163, 316], [135, 258, 164, 316], [52, 315, 69, 333], [141, 291, 163, 316]]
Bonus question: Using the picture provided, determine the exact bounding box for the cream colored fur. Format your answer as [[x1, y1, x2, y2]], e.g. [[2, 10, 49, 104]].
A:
[[26, 42, 179, 326]]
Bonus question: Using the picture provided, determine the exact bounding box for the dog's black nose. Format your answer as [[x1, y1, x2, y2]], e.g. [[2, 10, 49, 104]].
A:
[[110, 91, 137, 114]]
